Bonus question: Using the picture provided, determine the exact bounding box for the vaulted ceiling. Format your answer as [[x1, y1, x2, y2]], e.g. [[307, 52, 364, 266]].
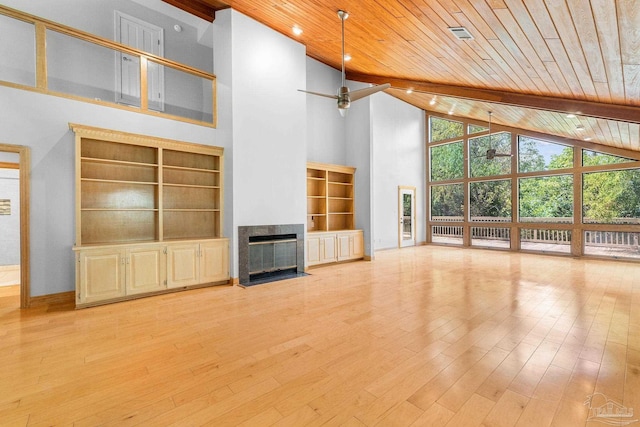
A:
[[165, 0, 640, 154]]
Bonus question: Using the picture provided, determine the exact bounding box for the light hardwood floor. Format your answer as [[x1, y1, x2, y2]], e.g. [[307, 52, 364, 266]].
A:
[[1, 246, 639, 426]]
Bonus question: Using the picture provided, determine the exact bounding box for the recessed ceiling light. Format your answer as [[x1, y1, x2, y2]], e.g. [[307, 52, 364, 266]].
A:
[[343, 54, 352, 61], [292, 26, 303, 36], [448, 110, 454, 115], [429, 98, 436, 106], [406, 88, 413, 94], [566, 113, 576, 119], [584, 137, 592, 141], [576, 124, 585, 131]]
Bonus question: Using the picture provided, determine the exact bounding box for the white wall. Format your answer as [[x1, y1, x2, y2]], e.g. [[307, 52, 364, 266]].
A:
[[0, 168, 20, 266], [229, 11, 307, 277], [212, 10, 234, 273], [372, 93, 426, 250], [306, 58, 346, 164]]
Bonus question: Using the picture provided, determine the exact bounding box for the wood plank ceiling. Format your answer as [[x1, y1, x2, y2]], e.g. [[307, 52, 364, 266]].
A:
[[166, 0, 640, 153]]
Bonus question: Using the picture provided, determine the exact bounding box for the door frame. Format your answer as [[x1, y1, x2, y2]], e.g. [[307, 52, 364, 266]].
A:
[[0, 143, 30, 308], [398, 185, 416, 248]]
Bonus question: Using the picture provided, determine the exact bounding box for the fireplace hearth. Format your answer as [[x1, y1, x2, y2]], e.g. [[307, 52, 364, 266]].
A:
[[238, 224, 305, 286]]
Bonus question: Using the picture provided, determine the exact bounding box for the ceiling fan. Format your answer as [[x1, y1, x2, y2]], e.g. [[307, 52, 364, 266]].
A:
[[482, 111, 512, 160], [298, 10, 390, 116]]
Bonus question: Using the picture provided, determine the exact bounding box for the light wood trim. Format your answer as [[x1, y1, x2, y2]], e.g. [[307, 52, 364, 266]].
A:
[[307, 162, 356, 175], [29, 291, 74, 307], [74, 132, 81, 246], [140, 57, 149, 112], [158, 148, 164, 241], [0, 143, 30, 308], [35, 22, 46, 90], [350, 73, 640, 124], [0, 162, 19, 169], [572, 147, 583, 256], [212, 76, 218, 129], [69, 124, 223, 155]]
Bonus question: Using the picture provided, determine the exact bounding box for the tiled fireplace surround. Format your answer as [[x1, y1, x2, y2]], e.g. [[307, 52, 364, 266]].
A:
[[238, 224, 305, 285]]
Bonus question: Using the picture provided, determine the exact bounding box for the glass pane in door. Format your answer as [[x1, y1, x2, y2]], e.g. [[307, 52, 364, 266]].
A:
[[403, 193, 412, 240]]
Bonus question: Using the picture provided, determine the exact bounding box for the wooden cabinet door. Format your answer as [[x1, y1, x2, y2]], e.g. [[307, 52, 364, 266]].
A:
[[126, 246, 166, 295], [337, 233, 351, 261], [166, 244, 199, 288], [78, 248, 126, 304], [352, 231, 364, 259], [200, 240, 229, 283], [321, 234, 337, 263], [307, 234, 321, 266]]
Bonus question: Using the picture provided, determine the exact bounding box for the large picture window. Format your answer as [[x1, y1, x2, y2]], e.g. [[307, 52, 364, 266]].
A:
[[431, 184, 464, 221], [427, 113, 640, 260], [519, 175, 573, 223], [429, 117, 463, 142], [430, 141, 463, 181], [469, 180, 511, 222], [583, 169, 640, 224], [518, 136, 572, 172], [469, 132, 511, 177]]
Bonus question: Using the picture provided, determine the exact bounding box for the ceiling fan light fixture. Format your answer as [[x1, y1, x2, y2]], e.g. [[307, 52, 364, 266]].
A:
[[296, 9, 389, 116]]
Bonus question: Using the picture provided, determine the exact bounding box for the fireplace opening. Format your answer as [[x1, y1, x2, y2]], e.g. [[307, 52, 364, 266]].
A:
[[239, 225, 305, 286], [249, 234, 297, 282]]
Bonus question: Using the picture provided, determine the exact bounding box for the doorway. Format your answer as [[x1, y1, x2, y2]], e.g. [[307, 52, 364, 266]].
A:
[[0, 144, 30, 308], [398, 186, 416, 247], [115, 11, 165, 111]]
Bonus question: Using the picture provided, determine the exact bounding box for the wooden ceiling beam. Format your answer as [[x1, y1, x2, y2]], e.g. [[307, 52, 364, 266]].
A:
[[347, 72, 640, 125], [161, 0, 229, 22]]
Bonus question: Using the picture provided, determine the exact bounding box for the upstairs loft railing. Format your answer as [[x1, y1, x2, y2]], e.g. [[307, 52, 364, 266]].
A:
[[0, 5, 216, 127]]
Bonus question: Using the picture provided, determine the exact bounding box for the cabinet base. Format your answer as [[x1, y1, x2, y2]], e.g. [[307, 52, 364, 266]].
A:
[[75, 279, 231, 309]]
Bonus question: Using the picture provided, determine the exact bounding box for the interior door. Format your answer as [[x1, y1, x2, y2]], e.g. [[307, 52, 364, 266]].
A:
[[399, 186, 416, 247], [115, 12, 164, 110]]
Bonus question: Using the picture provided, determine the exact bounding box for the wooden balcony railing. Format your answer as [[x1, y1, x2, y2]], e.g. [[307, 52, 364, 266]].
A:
[[0, 5, 216, 127]]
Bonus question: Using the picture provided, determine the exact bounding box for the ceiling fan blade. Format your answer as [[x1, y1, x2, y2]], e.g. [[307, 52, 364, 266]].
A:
[[298, 89, 339, 100], [493, 153, 513, 157], [349, 83, 391, 102]]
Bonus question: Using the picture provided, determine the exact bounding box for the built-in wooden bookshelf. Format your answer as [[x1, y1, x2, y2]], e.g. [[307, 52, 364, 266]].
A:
[[162, 149, 221, 240], [306, 162, 355, 232], [306, 162, 363, 267], [79, 139, 160, 244], [71, 124, 228, 308], [73, 128, 223, 245]]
